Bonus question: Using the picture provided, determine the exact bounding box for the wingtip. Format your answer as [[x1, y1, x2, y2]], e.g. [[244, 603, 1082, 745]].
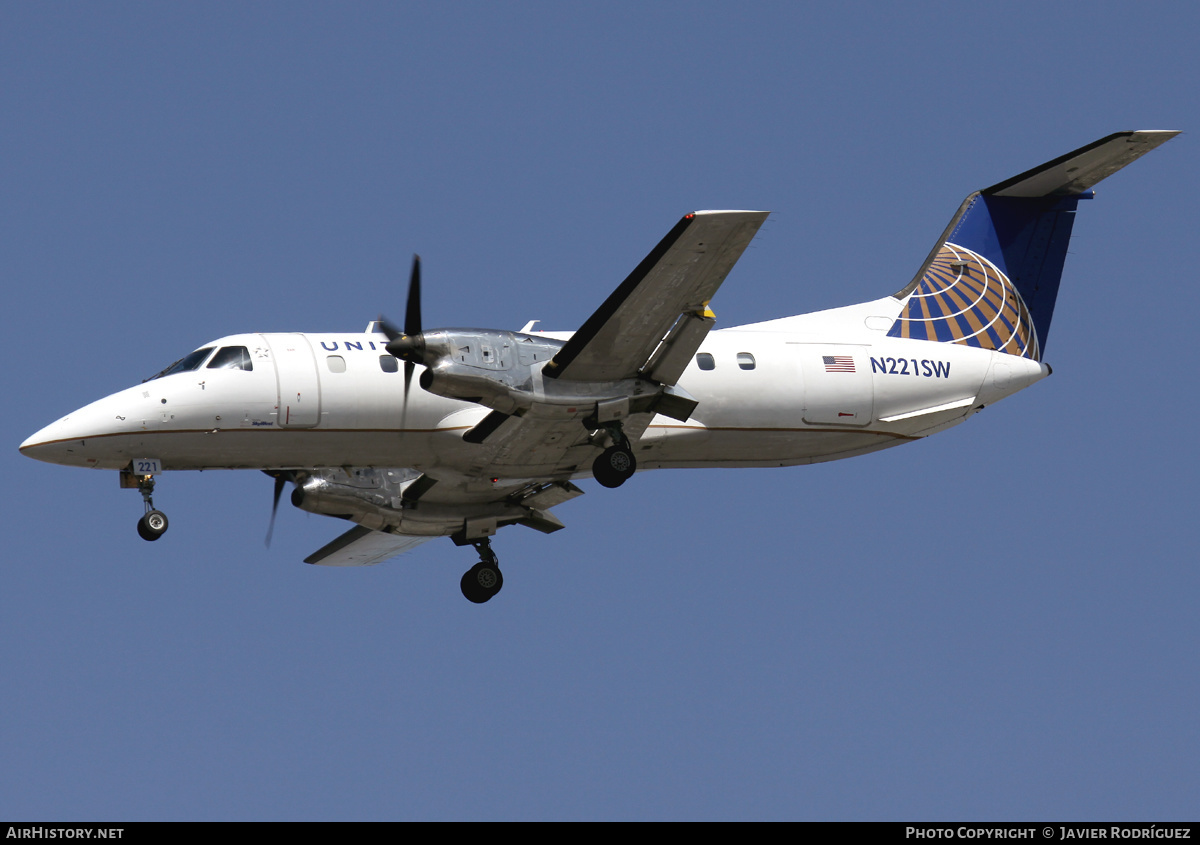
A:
[[691, 209, 771, 215], [1127, 129, 1182, 144]]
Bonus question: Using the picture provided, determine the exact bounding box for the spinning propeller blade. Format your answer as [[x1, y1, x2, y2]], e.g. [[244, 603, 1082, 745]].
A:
[[380, 255, 424, 406], [264, 471, 294, 548], [405, 254, 421, 337]]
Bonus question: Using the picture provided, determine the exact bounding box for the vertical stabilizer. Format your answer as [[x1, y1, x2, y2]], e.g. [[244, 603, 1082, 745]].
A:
[[890, 131, 1178, 359]]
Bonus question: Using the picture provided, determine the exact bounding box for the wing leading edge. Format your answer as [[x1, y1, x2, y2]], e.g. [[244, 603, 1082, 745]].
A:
[[543, 210, 769, 384]]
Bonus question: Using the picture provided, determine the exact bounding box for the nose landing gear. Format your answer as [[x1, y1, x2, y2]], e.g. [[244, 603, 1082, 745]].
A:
[[125, 470, 169, 541], [460, 538, 503, 603]]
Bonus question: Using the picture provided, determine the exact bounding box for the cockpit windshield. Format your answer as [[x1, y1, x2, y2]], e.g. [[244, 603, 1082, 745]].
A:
[[206, 346, 252, 371], [145, 347, 214, 381]]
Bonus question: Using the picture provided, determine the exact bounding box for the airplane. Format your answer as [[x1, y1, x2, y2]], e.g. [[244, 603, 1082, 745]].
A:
[[20, 130, 1178, 603]]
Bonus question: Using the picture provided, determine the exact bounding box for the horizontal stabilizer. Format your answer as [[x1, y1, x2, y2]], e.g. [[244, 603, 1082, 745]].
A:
[[985, 130, 1179, 198]]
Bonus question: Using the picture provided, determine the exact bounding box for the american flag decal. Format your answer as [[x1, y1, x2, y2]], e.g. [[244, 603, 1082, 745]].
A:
[[823, 355, 856, 373]]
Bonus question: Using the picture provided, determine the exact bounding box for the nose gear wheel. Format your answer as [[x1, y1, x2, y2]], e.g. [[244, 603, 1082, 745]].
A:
[[132, 473, 170, 541], [137, 510, 169, 541]]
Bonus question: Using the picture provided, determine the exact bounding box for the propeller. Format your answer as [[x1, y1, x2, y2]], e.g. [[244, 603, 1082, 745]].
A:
[[264, 470, 296, 548], [380, 254, 425, 404]]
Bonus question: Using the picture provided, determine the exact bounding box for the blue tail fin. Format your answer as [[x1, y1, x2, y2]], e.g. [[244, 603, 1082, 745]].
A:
[[890, 131, 1178, 360]]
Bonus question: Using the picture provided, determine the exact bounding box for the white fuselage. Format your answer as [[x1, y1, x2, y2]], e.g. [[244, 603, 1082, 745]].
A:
[[20, 295, 1050, 477]]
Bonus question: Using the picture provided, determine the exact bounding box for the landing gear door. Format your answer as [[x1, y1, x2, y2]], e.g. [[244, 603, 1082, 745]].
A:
[[796, 344, 874, 426], [262, 334, 321, 428]]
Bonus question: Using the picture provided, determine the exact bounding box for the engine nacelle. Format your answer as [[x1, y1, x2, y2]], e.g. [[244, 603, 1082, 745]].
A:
[[289, 467, 540, 537], [415, 328, 698, 421], [290, 467, 416, 528]]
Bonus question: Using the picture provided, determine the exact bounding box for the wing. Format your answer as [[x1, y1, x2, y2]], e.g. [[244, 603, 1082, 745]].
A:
[[543, 210, 769, 384], [305, 524, 434, 566], [302, 213, 768, 558], [447, 212, 768, 476], [297, 460, 585, 564]]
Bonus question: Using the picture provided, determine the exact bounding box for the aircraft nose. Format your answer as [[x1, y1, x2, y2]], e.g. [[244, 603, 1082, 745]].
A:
[[20, 415, 84, 465], [19, 427, 43, 453], [20, 374, 163, 468], [19, 395, 130, 468]]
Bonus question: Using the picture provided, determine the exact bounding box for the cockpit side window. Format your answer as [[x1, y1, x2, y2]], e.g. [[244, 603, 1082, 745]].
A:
[[146, 347, 214, 381], [207, 346, 253, 372]]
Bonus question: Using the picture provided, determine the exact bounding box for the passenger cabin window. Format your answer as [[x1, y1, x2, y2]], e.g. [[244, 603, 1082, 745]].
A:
[[379, 355, 398, 373], [326, 355, 347, 373], [147, 347, 214, 380], [207, 346, 252, 371], [737, 352, 756, 370], [696, 353, 715, 371]]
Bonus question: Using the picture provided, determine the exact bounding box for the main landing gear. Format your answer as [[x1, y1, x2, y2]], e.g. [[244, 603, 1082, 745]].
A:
[[132, 474, 169, 542], [591, 423, 637, 489], [460, 538, 504, 604]]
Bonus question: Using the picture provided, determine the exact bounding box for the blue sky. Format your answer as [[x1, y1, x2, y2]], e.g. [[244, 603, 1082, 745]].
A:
[[3, 2, 1197, 821]]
